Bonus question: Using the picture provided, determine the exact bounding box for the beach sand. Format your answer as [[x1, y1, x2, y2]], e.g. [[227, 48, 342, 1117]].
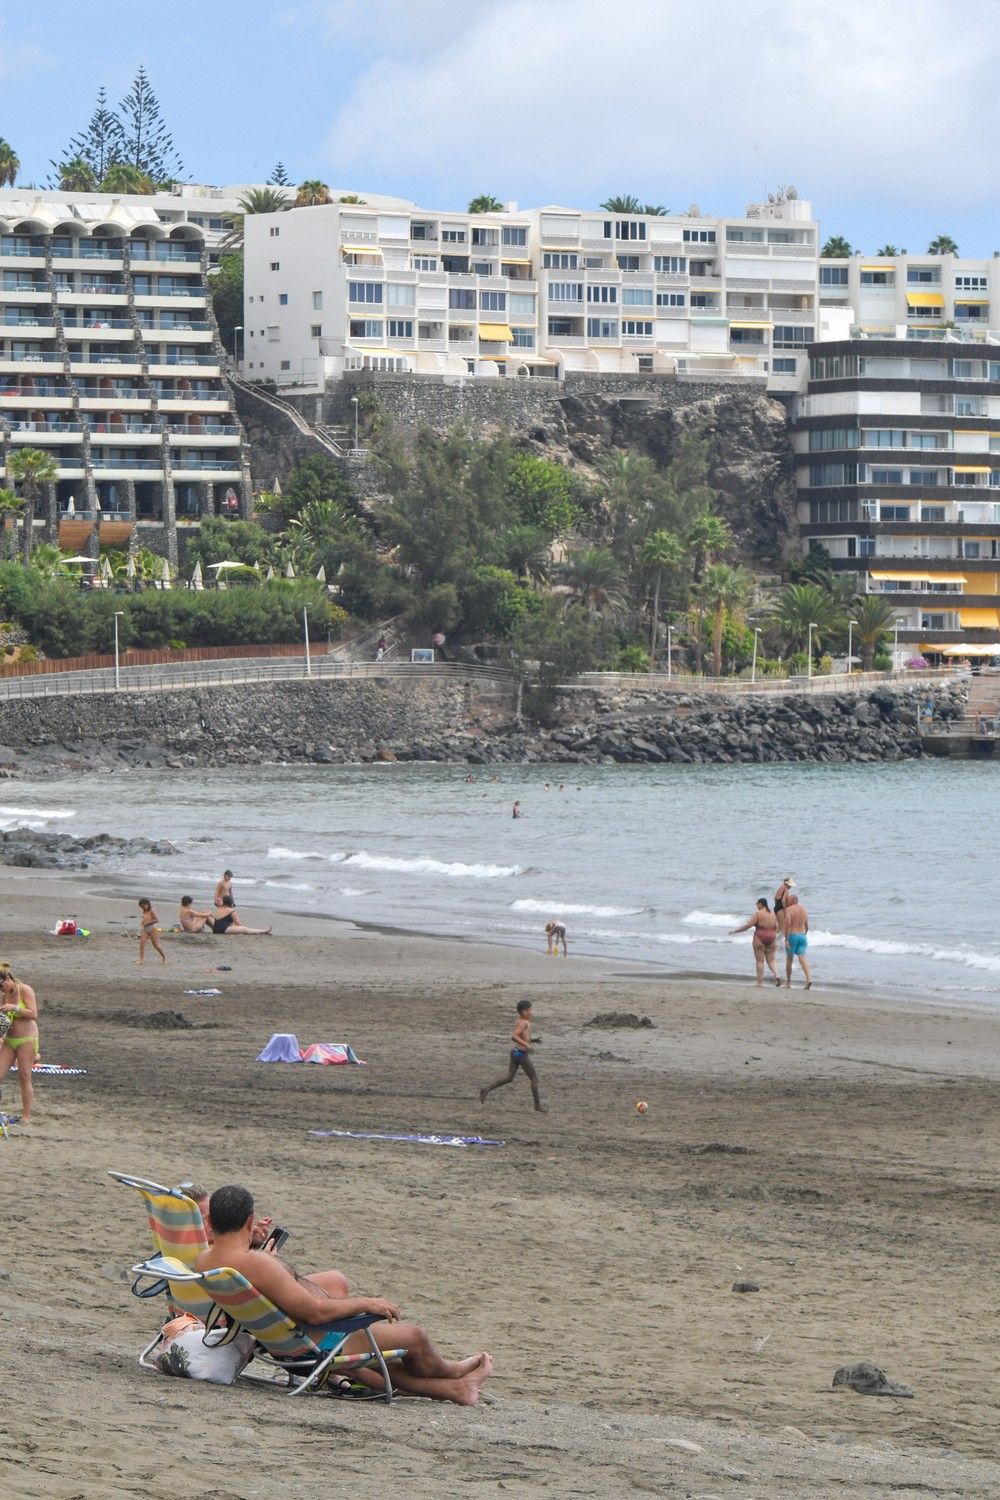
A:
[[1, 870, 998, 1498]]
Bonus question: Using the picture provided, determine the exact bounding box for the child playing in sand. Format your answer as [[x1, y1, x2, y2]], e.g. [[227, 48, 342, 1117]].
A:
[[479, 999, 546, 1113], [545, 920, 567, 956]]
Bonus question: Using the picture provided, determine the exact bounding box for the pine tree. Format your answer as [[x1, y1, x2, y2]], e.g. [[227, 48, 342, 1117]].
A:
[[268, 162, 291, 186], [115, 66, 183, 183], [51, 85, 123, 185]]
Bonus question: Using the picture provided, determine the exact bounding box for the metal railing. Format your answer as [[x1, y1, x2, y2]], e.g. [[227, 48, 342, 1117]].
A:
[[571, 667, 959, 696], [0, 656, 515, 701]]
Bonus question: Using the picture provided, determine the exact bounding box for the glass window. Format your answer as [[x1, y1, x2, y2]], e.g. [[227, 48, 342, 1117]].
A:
[[386, 284, 416, 306], [412, 255, 437, 271], [348, 281, 383, 303], [616, 220, 646, 240], [310, 323, 322, 337], [809, 427, 859, 451], [956, 275, 987, 290], [809, 462, 858, 485], [387, 319, 413, 338], [907, 266, 941, 283], [448, 289, 476, 309], [773, 325, 813, 347], [656, 292, 685, 306], [543, 252, 578, 269], [682, 228, 716, 243], [511, 327, 534, 346], [508, 292, 535, 315], [269, 262, 279, 271], [549, 282, 583, 301], [587, 285, 617, 303], [690, 294, 718, 308], [880, 505, 911, 520], [278, 293, 288, 305], [622, 287, 653, 305], [864, 429, 906, 448], [349, 319, 382, 337], [922, 506, 946, 521], [548, 318, 575, 336], [502, 226, 527, 246], [654, 256, 686, 273], [731, 327, 765, 343], [441, 229, 466, 243], [869, 467, 904, 484], [479, 290, 507, 311], [622, 319, 653, 336], [860, 270, 894, 286], [586, 318, 618, 338], [617, 255, 640, 271], [819, 265, 849, 286], [908, 468, 940, 485], [312, 291, 322, 310], [471, 261, 492, 276], [772, 358, 797, 373], [471, 227, 497, 246]]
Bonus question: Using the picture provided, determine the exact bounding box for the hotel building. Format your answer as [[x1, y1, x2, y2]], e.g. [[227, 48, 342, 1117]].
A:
[[242, 190, 818, 394], [0, 188, 252, 566]]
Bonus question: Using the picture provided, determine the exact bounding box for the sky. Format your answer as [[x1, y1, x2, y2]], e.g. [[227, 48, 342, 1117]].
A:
[[3, 0, 1000, 255]]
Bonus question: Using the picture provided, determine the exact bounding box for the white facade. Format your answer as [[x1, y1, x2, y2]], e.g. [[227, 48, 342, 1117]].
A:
[[819, 251, 1000, 343], [242, 191, 818, 393], [0, 188, 250, 564]]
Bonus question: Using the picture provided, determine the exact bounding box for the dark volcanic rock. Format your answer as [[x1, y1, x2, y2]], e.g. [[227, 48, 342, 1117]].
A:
[[0, 828, 179, 871], [585, 1012, 655, 1030], [832, 1362, 915, 1399]]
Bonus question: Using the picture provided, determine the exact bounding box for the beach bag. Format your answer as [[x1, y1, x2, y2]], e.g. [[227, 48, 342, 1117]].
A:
[[55, 920, 77, 937], [155, 1313, 255, 1384]]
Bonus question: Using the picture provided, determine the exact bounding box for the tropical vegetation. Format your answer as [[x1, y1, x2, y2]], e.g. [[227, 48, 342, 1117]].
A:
[[467, 194, 504, 213], [50, 70, 182, 191], [821, 235, 853, 258]]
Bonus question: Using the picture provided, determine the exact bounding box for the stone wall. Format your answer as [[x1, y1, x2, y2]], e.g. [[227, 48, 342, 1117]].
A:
[[233, 385, 331, 492]]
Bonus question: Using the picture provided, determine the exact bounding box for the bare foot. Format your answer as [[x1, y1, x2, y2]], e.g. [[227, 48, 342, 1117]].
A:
[[535, 1104, 548, 1113], [452, 1351, 489, 1379], [452, 1353, 493, 1406], [754, 981, 763, 988]]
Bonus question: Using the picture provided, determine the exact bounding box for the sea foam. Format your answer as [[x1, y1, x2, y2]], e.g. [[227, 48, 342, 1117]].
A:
[[511, 898, 649, 918], [329, 850, 521, 879]]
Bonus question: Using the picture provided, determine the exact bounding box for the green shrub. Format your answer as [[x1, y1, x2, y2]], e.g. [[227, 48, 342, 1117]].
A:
[[168, 639, 186, 651], [18, 644, 38, 662], [617, 644, 650, 673], [873, 653, 893, 671]]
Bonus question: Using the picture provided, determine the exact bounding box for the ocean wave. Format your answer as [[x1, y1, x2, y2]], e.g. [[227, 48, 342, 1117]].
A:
[[267, 845, 326, 862], [329, 850, 521, 879], [263, 880, 315, 893], [0, 805, 77, 828], [511, 898, 651, 918], [682, 910, 742, 928], [338, 886, 374, 897], [682, 911, 1000, 973]]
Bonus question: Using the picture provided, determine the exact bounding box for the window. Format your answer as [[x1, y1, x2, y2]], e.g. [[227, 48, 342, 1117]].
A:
[[726, 228, 765, 243], [471, 261, 492, 276], [617, 255, 640, 271], [808, 499, 861, 523], [819, 265, 849, 286], [657, 291, 685, 307], [310, 323, 322, 337], [587, 317, 618, 338], [471, 227, 497, 246], [349, 319, 382, 337], [548, 318, 576, 336], [448, 289, 476, 309], [864, 429, 906, 448], [911, 432, 945, 450], [348, 281, 383, 303], [956, 275, 987, 290], [880, 505, 911, 521], [412, 256, 438, 271], [922, 506, 946, 521], [730, 328, 764, 344], [622, 319, 653, 336], [387, 283, 416, 306], [511, 327, 534, 347], [809, 462, 858, 485], [682, 228, 716, 243], [860, 270, 894, 286], [614, 220, 646, 240], [773, 325, 814, 347], [690, 294, 718, 308], [312, 291, 323, 310], [269, 262, 279, 271], [956, 304, 987, 320], [909, 303, 941, 319], [953, 360, 975, 378], [543, 252, 578, 269], [266, 325, 279, 341], [587, 285, 617, 303], [622, 287, 653, 305], [963, 542, 982, 557], [441, 256, 468, 274], [502, 226, 527, 246], [509, 293, 535, 316], [907, 266, 940, 283], [809, 428, 859, 451], [479, 290, 507, 311], [280, 360, 290, 370], [772, 358, 797, 373], [269, 226, 280, 238], [387, 319, 413, 338], [278, 293, 288, 305], [441, 229, 466, 243], [908, 468, 940, 485], [654, 255, 686, 273], [953, 470, 981, 485], [549, 282, 583, 302], [869, 467, 904, 484]]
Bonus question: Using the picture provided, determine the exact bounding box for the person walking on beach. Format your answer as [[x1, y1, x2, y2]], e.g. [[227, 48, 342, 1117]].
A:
[[214, 870, 234, 909], [0, 964, 40, 1123], [730, 899, 781, 987], [783, 893, 812, 990], [138, 898, 166, 966], [480, 999, 546, 1112], [545, 920, 568, 957], [773, 875, 795, 934]]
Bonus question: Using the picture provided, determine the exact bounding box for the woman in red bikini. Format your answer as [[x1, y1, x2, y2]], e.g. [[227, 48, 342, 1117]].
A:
[[731, 899, 781, 988], [0, 964, 40, 1122]]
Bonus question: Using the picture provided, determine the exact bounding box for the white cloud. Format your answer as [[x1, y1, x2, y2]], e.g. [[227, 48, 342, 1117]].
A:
[[318, 0, 1000, 215]]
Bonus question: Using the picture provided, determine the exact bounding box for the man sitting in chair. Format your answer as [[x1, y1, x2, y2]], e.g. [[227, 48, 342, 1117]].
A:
[[197, 1185, 493, 1405]]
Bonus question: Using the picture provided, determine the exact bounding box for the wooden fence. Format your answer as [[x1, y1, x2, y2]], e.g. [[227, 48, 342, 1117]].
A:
[[0, 640, 331, 678]]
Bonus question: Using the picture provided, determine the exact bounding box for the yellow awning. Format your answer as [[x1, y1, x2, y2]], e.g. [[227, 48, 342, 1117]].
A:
[[906, 292, 944, 307], [927, 572, 968, 584], [860, 265, 893, 273], [959, 608, 1000, 627], [478, 323, 513, 341], [870, 570, 934, 582], [955, 298, 989, 305], [341, 246, 383, 256], [953, 465, 992, 473], [730, 320, 771, 329]]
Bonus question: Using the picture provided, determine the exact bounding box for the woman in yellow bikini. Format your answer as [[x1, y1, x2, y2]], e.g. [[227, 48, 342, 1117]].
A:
[[0, 964, 40, 1123]]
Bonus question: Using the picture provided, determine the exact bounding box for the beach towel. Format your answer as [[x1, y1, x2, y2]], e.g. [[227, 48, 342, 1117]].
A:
[[256, 1033, 302, 1063], [11, 1063, 86, 1076], [300, 1043, 365, 1066], [184, 988, 222, 997], [308, 1128, 504, 1148]]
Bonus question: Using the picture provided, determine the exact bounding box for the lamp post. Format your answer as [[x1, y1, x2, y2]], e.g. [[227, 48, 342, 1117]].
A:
[[233, 325, 243, 375], [848, 618, 857, 675], [751, 626, 762, 684], [893, 620, 899, 672], [807, 621, 818, 680], [303, 605, 311, 678], [666, 623, 673, 682], [113, 610, 124, 691], [351, 395, 359, 452]]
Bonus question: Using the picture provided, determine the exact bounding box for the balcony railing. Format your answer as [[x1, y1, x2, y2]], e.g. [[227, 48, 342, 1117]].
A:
[[74, 384, 147, 398], [154, 354, 219, 367], [2, 316, 54, 328], [0, 350, 64, 363], [8, 421, 83, 433], [140, 321, 212, 333], [91, 457, 163, 470], [77, 245, 124, 260], [173, 458, 242, 470], [155, 389, 228, 401], [153, 249, 201, 263], [133, 287, 206, 299], [165, 424, 240, 435], [68, 353, 141, 365], [0, 247, 45, 259], [62, 318, 134, 330]]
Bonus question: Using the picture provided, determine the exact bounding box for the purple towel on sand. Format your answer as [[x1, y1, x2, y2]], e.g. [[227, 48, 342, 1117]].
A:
[[256, 1032, 302, 1063]]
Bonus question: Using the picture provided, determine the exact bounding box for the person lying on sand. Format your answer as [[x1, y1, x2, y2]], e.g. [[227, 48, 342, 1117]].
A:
[[197, 1185, 493, 1405], [179, 897, 215, 935], [211, 905, 271, 936]]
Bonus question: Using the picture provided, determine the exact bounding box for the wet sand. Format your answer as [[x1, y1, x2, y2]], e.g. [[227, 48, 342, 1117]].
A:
[[1, 871, 999, 1498]]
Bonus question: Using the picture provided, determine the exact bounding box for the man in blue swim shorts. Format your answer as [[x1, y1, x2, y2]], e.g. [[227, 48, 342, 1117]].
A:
[[783, 894, 812, 991]]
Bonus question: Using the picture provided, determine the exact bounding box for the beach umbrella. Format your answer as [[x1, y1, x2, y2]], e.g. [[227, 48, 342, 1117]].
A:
[[190, 559, 204, 590], [125, 554, 136, 579], [315, 564, 326, 583], [273, 476, 283, 496], [284, 560, 296, 580], [264, 564, 275, 581], [66, 494, 76, 515], [208, 560, 253, 572], [61, 554, 93, 564], [100, 555, 113, 582], [160, 557, 172, 590]]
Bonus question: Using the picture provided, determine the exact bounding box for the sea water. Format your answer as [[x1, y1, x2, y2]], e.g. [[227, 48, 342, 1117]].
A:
[[3, 758, 1000, 1004]]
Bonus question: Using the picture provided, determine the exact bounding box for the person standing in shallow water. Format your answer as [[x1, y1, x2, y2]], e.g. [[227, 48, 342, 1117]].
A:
[[783, 893, 812, 990], [480, 1000, 547, 1112], [730, 899, 781, 987]]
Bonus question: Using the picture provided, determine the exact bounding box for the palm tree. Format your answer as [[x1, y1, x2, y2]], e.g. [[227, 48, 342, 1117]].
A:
[[0, 488, 23, 561], [27, 542, 66, 579], [927, 234, 958, 256], [100, 163, 154, 194], [504, 523, 551, 585], [295, 180, 332, 207], [640, 529, 685, 665], [565, 548, 624, 616], [777, 582, 845, 657], [684, 508, 731, 583], [467, 194, 503, 214], [852, 594, 896, 671], [699, 563, 751, 677], [876, 244, 906, 256], [0, 139, 19, 188], [601, 194, 642, 214], [641, 204, 668, 216], [57, 156, 97, 192], [336, 193, 366, 204], [239, 187, 290, 215], [821, 235, 853, 258], [8, 448, 59, 561]]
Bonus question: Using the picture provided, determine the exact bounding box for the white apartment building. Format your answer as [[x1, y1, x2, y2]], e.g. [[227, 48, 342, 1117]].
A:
[[818, 250, 1000, 343], [0, 188, 251, 566], [242, 190, 818, 394]]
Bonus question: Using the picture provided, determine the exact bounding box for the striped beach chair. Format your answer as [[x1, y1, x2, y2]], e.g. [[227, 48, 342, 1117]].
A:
[[109, 1171, 219, 1364], [133, 1256, 405, 1400]]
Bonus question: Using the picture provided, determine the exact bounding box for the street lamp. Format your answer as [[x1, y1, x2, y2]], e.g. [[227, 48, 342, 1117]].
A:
[[807, 621, 818, 680], [847, 618, 857, 675], [751, 626, 762, 685], [113, 610, 124, 691], [303, 605, 312, 678], [351, 395, 359, 452], [233, 325, 243, 374], [893, 619, 899, 673], [666, 623, 673, 682]]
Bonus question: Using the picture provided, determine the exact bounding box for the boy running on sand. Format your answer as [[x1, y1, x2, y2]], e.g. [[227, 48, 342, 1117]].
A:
[[479, 1000, 547, 1112]]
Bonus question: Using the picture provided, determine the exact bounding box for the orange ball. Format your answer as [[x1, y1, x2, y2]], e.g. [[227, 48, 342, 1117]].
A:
[[635, 1100, 648, 1115]]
